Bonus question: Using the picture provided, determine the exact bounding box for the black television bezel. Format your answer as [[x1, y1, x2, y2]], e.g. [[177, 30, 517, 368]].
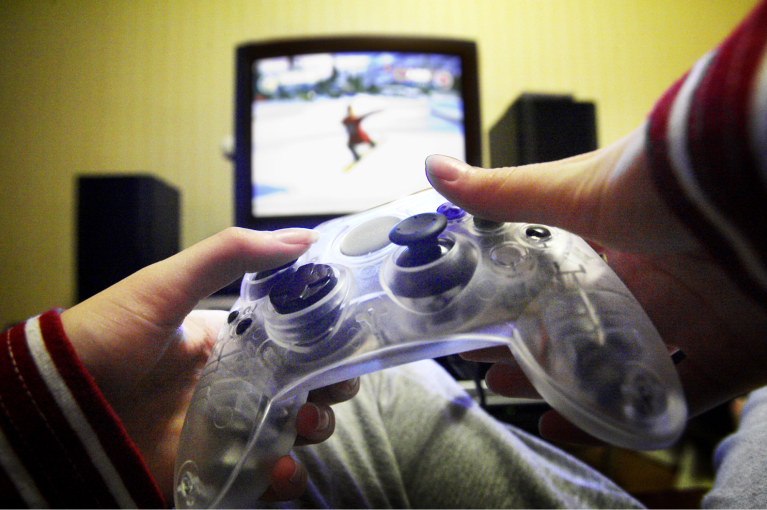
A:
[[234, 36, 482, 231]]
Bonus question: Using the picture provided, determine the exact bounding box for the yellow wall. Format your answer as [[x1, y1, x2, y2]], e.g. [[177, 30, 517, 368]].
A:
[[0, 0, 758, 327]]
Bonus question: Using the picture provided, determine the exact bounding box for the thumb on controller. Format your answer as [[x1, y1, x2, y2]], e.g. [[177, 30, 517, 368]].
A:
[[425, 125, 699, 255], [62, 227, 320, 391], [424, 152, 607, 241]]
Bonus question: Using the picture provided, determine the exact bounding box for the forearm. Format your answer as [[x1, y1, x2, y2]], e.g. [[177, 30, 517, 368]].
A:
[[0, 310, 165, 508], [644, 0, 767, 307]]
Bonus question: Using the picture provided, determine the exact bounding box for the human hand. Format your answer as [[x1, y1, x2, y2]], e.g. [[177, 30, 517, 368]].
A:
[[60, 228, 360, 503], [427, 126, 767, 443]]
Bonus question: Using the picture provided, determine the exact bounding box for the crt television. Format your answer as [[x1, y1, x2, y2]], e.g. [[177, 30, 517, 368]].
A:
[[233, 36, 482, 231]]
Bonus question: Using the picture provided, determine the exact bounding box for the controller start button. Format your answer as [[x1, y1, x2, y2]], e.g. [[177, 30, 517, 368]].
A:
[[340, 216, 400, 257], [269, 263, 337, 314]]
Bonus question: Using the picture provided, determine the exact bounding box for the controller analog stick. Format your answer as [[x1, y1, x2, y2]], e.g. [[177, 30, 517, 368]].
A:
[[389, 213, 449, 267], [384, 213, 478, 302], [269, 263, 337, 314]]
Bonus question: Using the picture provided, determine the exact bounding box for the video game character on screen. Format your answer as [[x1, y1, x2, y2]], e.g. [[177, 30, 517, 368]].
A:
[[341, 105, 381, 163]]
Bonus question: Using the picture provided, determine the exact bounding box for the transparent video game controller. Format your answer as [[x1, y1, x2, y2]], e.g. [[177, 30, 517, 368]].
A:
[[173, 188, 687, 508]]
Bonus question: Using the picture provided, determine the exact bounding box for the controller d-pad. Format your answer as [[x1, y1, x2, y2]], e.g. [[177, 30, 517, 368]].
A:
[[269, 263, 337, 314]]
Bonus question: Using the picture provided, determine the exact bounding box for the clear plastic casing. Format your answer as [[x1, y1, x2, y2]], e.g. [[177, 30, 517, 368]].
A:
[[174, 188, 687, 508]]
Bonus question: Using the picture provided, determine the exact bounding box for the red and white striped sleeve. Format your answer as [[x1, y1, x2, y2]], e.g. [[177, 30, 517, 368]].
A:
[[645, 0, 767, 307], [0, 309, 165, 508]]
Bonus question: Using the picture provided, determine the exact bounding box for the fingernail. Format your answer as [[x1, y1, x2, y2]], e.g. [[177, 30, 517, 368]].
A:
[[311, 403, 331, 433], [330, 378, 360, 402], [425, 155, 467, 183], [271, 228, 320, 245], [337, 378, 360, 397], [290, 463, 305, 484]]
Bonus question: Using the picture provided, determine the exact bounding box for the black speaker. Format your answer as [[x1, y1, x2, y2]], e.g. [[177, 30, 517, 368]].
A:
[[76, 175, 180, 302], [489, 93, 597, 167]]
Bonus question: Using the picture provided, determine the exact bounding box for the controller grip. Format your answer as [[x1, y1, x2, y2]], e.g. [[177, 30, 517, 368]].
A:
[[512, 285, 687, 450], [175, 377, 307, 509]]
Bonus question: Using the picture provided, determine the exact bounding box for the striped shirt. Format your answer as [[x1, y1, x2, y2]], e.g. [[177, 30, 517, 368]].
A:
[[646, 0, 767, 307], [0, 310, 164, 508]]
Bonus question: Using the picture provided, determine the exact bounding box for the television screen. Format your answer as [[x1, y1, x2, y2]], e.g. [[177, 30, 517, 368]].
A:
[[234, 37, 481, 231]]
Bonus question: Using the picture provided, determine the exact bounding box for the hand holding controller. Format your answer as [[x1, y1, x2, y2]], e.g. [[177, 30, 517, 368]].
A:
[[173, 188, 687, 508]]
